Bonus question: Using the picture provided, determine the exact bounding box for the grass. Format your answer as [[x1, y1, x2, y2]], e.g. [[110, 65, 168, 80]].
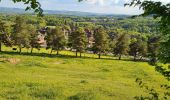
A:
[[0, 46, 169, 100]]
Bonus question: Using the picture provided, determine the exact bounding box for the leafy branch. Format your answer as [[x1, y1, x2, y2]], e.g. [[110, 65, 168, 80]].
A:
[[0, 0, 43, 16]]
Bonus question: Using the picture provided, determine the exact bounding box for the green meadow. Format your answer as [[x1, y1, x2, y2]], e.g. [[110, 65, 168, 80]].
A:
[[0, 46, 169, 100]]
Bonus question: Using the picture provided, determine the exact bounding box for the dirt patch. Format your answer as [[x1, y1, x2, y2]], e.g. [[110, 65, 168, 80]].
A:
[[0, 58, 21, 64], [54, 61, 64, 65]]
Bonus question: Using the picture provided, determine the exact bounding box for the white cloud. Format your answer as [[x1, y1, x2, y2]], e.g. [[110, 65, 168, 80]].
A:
[[85, 0, 169, 6], [86, 0, 129, 5]]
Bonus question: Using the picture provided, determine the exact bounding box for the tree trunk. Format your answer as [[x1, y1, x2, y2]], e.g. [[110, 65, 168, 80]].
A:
[[19, 47, 22, 54], [57, 50, 59, 55], [50, 48, 53, 55], [140, 56, 143, 60], [134, 53, 137, 61], [119, 54, 121, 60], [76, 50, 78, 57], [80, 52, 82, 58], [31, 48, 33, 54], [0, 41, 1, 52], [27, 49, 29, 53], [98, 53, 101, 59]]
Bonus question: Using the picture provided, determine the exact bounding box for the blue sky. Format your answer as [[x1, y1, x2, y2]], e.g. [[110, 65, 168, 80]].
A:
[[0, 0, 168, 15]]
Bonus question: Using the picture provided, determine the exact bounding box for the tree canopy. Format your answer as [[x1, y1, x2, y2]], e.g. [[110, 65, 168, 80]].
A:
[[125, 0, 170, 63]]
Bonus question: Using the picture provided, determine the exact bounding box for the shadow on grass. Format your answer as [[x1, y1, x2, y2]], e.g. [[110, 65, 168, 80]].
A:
[[0, 51, 74, 58], [114, 59, 148, 62], [0, 51, 148, 62]]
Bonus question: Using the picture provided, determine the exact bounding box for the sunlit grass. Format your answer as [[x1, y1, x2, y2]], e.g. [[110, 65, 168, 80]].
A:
[[0, 46, 169, 100]]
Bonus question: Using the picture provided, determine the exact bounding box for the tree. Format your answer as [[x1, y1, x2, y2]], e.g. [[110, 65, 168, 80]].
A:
[[37, 18, 46, 29], [71, 27, 87, 57], [28, 24, 40, 54], [114, 33, 130, 60], [125, 0, 170, 63], [93, 26, 109, 59], [63, 25, 71, 40], [0, 20, 5, 52], [147, 35, 161, 65], [46, 26, 66, 55], [109, 29, 124, 54], [129, 35, 147, 61], [12, 16, 31, 54], [0, 20, 12, 52]]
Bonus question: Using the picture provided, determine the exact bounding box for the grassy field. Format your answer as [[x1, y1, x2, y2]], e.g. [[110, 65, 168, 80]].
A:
[[0, 46, 169, 100]]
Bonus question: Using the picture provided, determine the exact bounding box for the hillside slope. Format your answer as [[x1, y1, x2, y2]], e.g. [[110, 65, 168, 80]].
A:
[[0, 47, 169, 100]]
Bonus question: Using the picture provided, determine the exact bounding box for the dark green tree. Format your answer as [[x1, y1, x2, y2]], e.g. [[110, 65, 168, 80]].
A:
[[125, 0, 170, 63], [93, 26, 109, 59], [28, 24, 40, 54], [46, 26, 66, 55], [0, 20, 5, 52], [0, 20, 12, 52], [129, 35, 147, 61], [147, 35, 161, 65], [71, 27, 87, 57], [12, 16, 31, 54], [114, 33, 130, 60]]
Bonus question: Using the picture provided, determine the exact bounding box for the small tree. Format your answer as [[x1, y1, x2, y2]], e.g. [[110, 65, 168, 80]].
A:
[[0, 20, 5, 52], [109, 29, 122, 55], [0, 20, 12, 52], [28, 24, 40, 54], [12, 16, 31, 54], [93, 26, 109, 59], [114, 33, 130, 60], [46, 26, 66, 55], [129, 35, 147, 61], [147, 35, 160, 65], [71, 27, 87, 57]]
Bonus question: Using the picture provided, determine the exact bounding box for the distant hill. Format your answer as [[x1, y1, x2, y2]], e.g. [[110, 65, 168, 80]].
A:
[[0, 7, 130, 17], [0, 7, 32, 14]]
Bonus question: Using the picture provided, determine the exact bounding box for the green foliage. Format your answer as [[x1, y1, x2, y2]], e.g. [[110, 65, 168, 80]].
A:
[[0, 20, 12, 52], [0, 20, 6, 52], [147, 35, 161, 65], [46, 26, 66, 55], [0, 14, 163, 60], [135, 78, 170, 99], [114, 33, 130, 60], [159, 40, 170, 63], [129, 35, 147, 61], [12, 16, 31, 53], [134, 78, 159, 100], [37, 17, 46, 28], [70, 27, 87, 57], [28, 24, 40, 54], [93, 26, 109, 59], [125, 0, 170, 63], [155, 65, 170, 81]]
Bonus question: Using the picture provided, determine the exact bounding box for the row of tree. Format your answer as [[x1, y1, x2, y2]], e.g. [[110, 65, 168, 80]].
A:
[[0, 16, 160, 61]]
